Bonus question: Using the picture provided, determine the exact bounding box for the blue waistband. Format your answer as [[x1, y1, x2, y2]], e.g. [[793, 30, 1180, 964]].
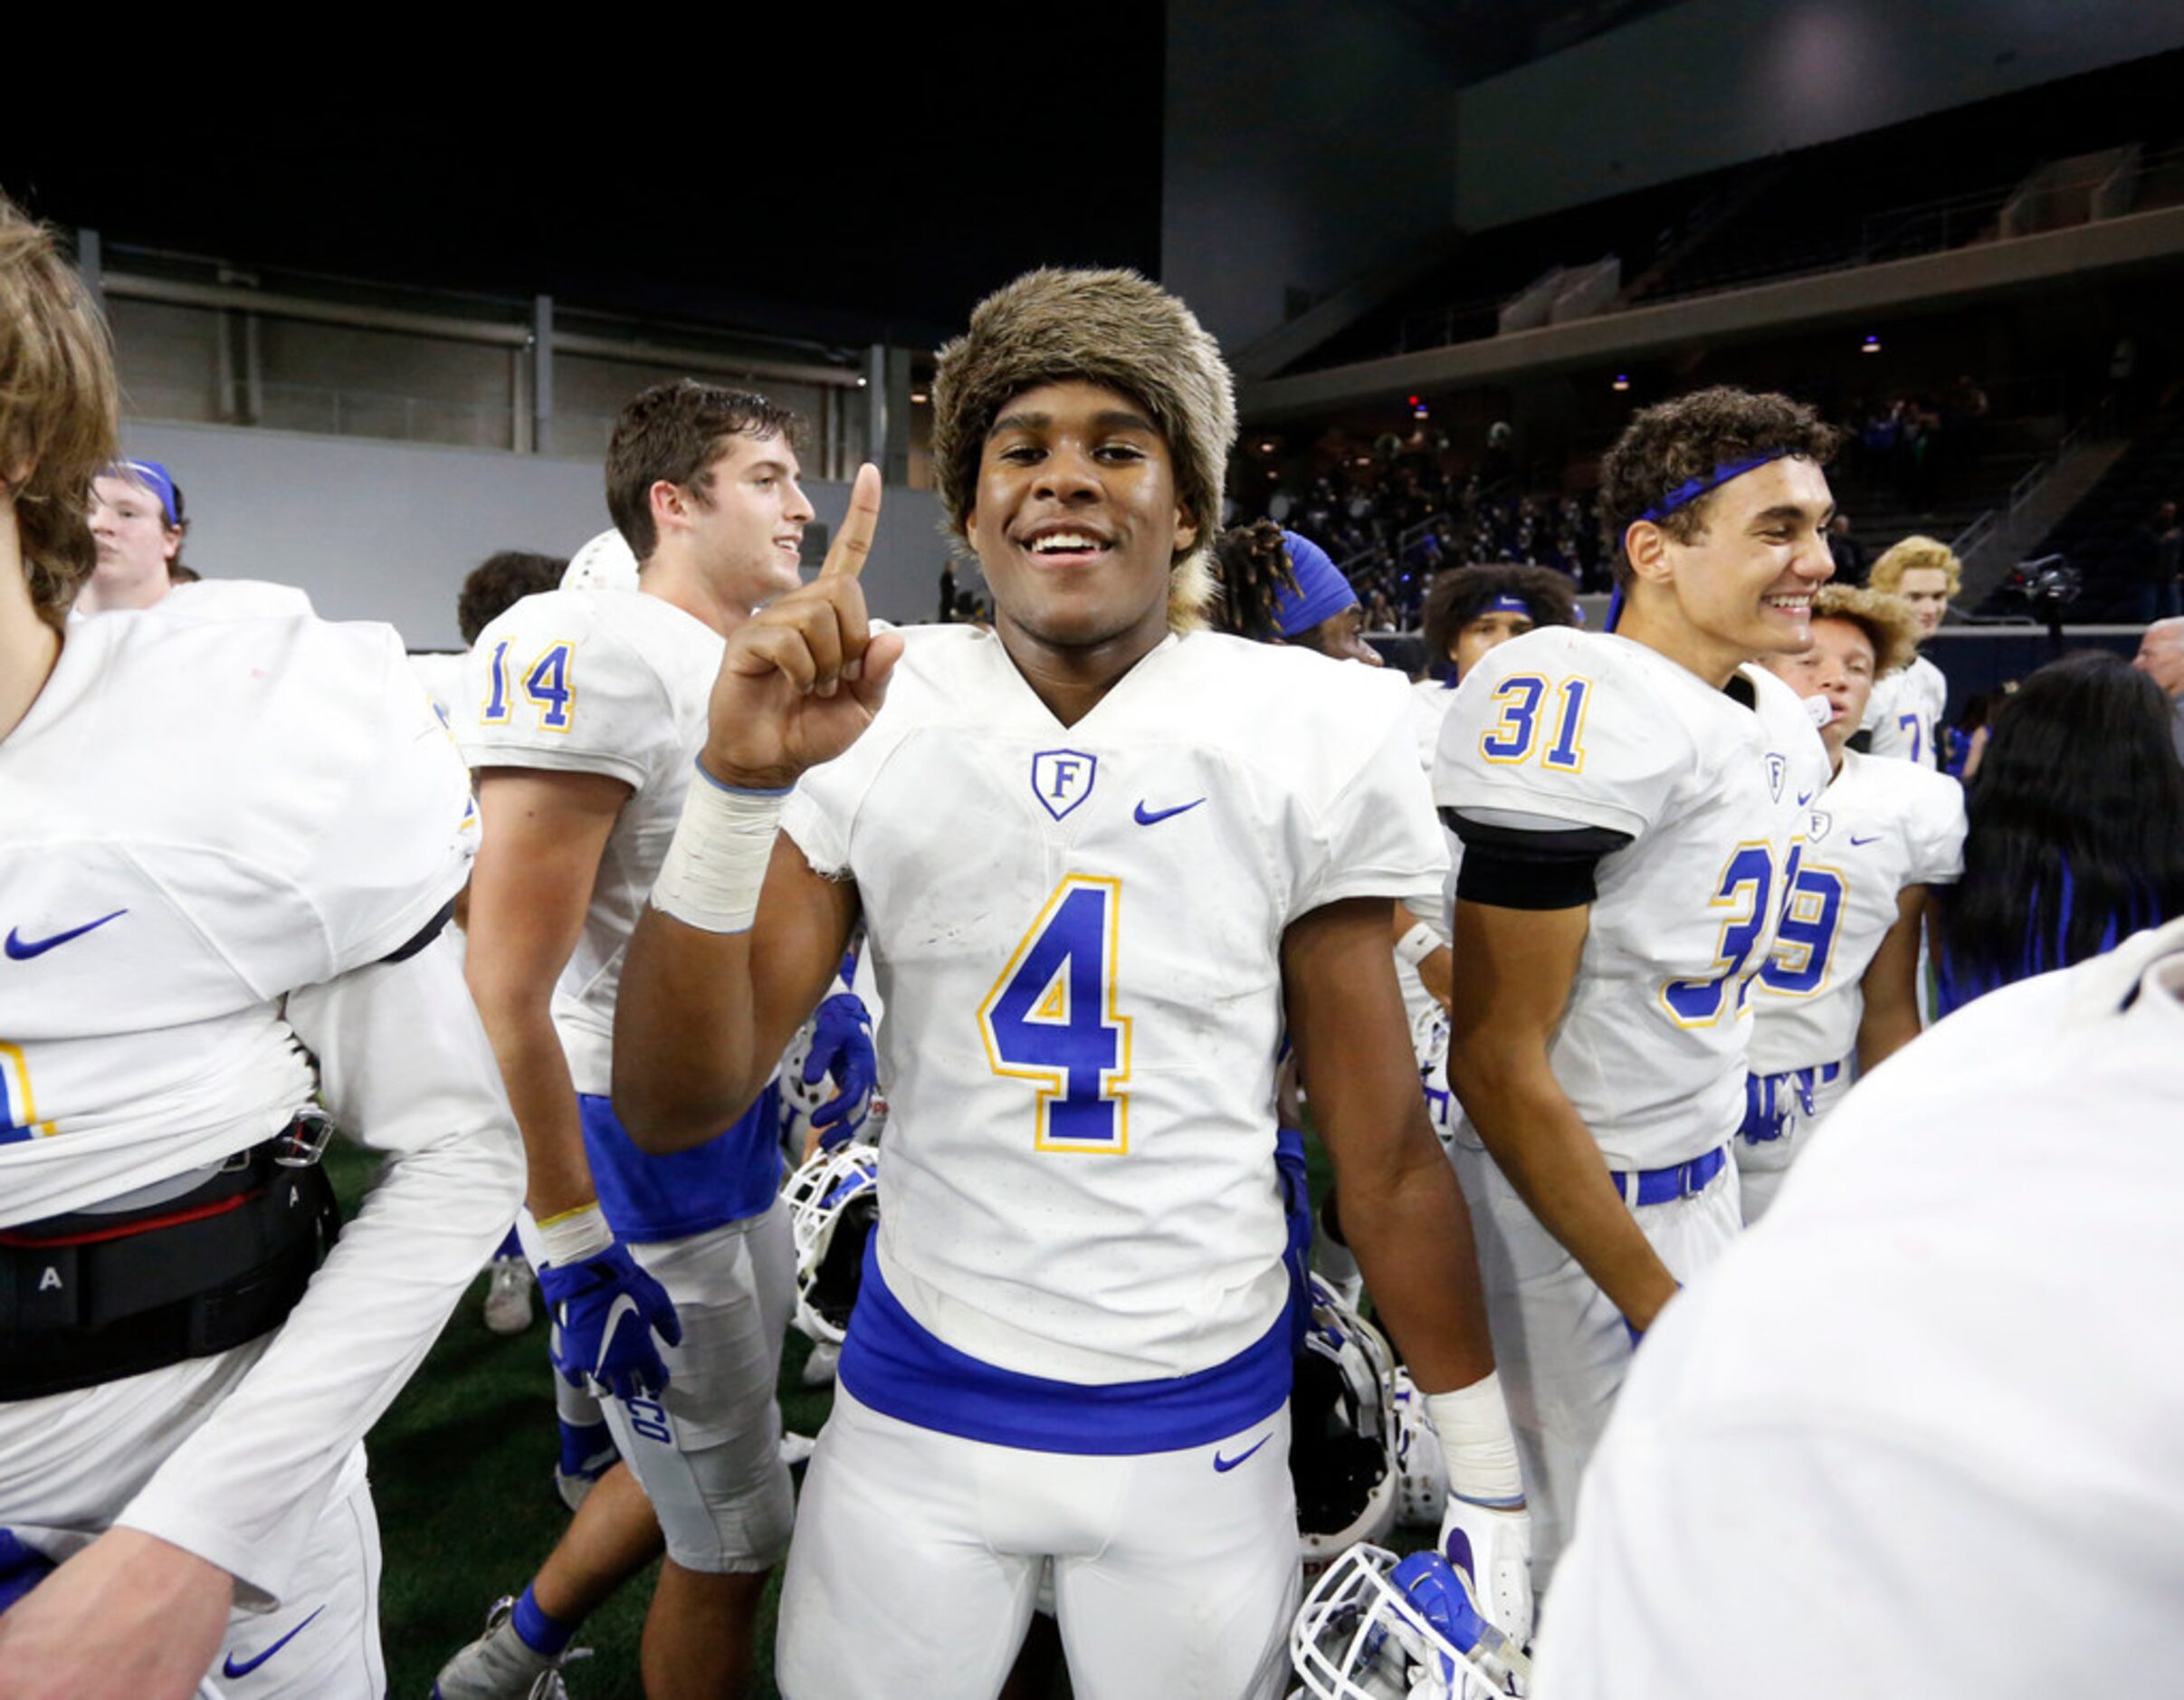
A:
[[836, 1238, 1293, 1456], [1739, 1062, 1845, 1145], [1610, 1144, 1730, 1208]]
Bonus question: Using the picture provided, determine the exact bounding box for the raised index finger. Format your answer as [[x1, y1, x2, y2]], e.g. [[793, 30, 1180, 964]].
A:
[[819, 463, 883, 582]]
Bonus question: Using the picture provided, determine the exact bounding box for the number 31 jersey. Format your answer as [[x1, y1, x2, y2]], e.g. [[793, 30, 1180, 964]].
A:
[[1435, 626, 1831, 1170], [782, 626, 1443, 1387]]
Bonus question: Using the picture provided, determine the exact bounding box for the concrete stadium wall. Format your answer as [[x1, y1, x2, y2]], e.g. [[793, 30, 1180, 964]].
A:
[[120, 419, 951, 652]]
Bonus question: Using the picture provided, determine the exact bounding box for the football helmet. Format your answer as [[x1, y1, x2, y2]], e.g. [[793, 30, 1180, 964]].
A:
[[1291, 1542, 1532, 1700], [560, 528, 640, 592], [1388, 1366, 1449, 1528], [1292, 1275, 1399, 1576], [785, 1143, 881, 1346]]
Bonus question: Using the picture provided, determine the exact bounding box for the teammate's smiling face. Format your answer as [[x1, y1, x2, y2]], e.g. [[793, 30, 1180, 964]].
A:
[[968, 379, 1197, 664], [1634, 456, 1836, 681], [685, 431, 813, 608], [1764, 614, 1874, 769]]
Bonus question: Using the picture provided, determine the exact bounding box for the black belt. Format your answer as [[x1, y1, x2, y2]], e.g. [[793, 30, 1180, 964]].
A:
[[0, 1130, 342, 1401]]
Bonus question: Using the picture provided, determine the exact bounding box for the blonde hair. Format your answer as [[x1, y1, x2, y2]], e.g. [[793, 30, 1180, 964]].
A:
[[0, 198, 117, 629], [1811, 584, 1922, 677], [1870, 534, 1961, 598]]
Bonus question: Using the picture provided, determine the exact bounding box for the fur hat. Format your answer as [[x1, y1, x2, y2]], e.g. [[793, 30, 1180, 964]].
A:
[[931, 268, 1235, 632]]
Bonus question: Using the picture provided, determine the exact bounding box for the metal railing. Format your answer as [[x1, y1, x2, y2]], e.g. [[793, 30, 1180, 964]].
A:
[[1948, 415, 2098, 562]]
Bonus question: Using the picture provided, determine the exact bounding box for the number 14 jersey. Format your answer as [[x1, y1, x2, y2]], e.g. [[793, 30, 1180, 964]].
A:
[[782, 626, 1442, 1389]]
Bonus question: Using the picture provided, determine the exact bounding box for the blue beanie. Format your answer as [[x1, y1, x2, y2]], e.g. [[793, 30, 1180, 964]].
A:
[[1271, 531, 1358, 639]]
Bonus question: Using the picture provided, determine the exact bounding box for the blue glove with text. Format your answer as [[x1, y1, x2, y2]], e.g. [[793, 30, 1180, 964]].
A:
[[538, 1241, 682, 1402]]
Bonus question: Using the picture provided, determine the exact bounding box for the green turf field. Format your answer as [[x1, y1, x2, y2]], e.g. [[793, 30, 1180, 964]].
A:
[[351, 1130, 1426, 1698]]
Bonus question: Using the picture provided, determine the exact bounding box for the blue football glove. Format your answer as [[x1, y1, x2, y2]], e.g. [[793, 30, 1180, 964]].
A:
[[537, 1241, 682, 1402], [803, 993, 877, 1148]]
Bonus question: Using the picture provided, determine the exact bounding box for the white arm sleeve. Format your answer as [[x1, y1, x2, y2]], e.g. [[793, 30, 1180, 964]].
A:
[[112, 931, 525, 1608]]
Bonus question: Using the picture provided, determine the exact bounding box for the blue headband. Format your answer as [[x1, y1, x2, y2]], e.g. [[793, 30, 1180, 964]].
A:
[[1638, 450, 1788, 524], [1486, 594, 1531, 616], [1271, 530, 1359, 639], [110, 459, 180, 527]]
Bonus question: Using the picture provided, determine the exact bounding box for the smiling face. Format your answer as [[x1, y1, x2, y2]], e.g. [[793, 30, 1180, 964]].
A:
[[1764, 614, 1875, 769], [1626, 456, 1836, 682], [1893, 565, 1950, 638], [683, 431, 812, 608], [967, 379, 1196, 664], [85, 473, 178, 606]]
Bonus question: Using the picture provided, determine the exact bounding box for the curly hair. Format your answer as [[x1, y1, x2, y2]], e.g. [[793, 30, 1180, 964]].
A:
[[0, 198, 118, 628], [1208, 521, 1300, 642], [1597, 387, 1840, 582], [1421, 564, 1578, 671], [1869, 534, 1962, 598], [1808, 584, 1920, 678], [457, 549, 569, 645], [931, 268, 1235, 634], [605, 381, 803, 562]]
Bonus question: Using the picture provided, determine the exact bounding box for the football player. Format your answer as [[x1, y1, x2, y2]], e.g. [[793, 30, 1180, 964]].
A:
[[0, 196, 524, 1698], [77, 457, 186, 612], [435, 382, 831, 1700], [612, 268, 1523, 1700], [1536, 920, 2184, 1698], [1435, 386, 1835, 1581], [1862, 533, 1957, 767], [1744, 586, 1965, 1220], [1414, 563, 1580, 763]]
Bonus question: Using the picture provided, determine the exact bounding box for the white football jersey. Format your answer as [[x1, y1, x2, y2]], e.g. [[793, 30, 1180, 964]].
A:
[[1861, 653, 1948, 767], [457, 588, 722, 1095], [409, 651, 466, 729], [784, 626, 1443, 1385], [1435, 627, 1831, 1169], [0, 608, 475, 1222], [1749, 748, 1965, 1074], [1536, 922, 2184, 1700]]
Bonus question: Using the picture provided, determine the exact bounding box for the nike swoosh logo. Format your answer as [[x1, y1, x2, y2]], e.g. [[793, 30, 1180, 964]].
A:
[[5, 909, 127, 960], [1796, 790, 1818, 807], [598, 1294, 642, 1374], [1134, 798, 1205, 826], [1213, 1433, 1272, 1473], [223, 1605, 323, 1678], [1849, 834, 1882, 846]]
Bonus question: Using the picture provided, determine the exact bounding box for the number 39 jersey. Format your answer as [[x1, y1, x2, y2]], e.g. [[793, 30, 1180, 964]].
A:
[[458, 587, 724, 1096], [1435, 627, 1832, 1170], [0, 606, 476, 1223], [782, 626, 1443, 1386], [1750, 747, 1966, 1073]]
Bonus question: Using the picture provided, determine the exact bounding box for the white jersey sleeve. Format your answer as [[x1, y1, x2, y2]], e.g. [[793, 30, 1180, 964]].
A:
[[457, 587, 682, 792], [1435, 626, 1687, 839]]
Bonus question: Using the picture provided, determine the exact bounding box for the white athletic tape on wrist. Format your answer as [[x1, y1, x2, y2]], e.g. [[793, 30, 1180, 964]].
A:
[[1426, 1371, 1525, 1506], [651, 761, 790, 934], [534, 1203, 615, 1268], [1395, 922, 1440, 968]]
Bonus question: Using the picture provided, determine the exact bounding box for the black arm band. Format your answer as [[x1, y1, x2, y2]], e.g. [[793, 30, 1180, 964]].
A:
[[1443, 810, 1633, 911]]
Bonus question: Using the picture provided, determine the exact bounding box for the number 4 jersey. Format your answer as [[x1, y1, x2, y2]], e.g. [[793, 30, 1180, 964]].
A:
[[782, 626, 1443, 1390], [1435, 626, 1831, 1171]]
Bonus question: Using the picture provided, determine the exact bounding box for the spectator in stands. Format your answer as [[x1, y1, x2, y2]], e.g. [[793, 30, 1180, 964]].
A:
[[1826, 513, 1868, 586], [2126, 500, 2181, 623], [78, 457, 186, 613], [1932, 651, 2184, 1016], [2132, 616, 2184, 761]]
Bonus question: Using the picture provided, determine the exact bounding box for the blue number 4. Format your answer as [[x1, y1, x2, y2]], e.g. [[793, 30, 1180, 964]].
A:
[[979, 876, 1132, 1152]]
